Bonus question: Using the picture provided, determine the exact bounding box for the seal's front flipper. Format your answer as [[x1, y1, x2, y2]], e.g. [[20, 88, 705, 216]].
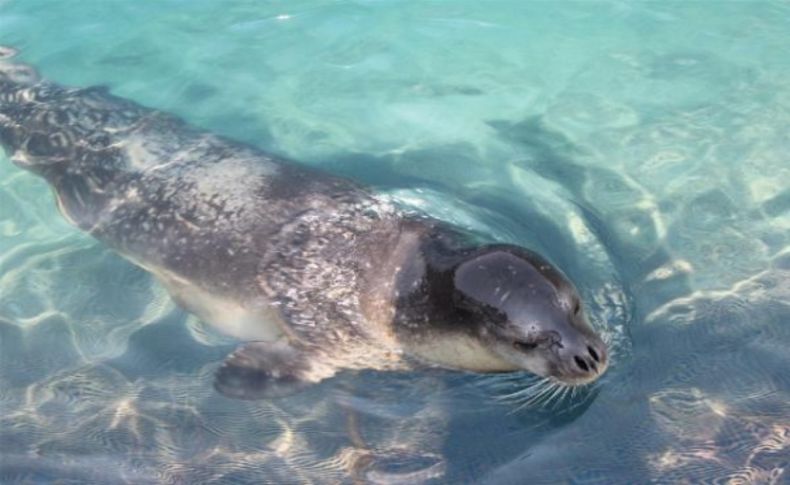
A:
[[214, 341, 314, 400]]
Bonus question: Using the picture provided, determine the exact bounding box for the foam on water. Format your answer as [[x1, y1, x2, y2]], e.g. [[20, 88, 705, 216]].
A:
[[1, 0, 789, 483]]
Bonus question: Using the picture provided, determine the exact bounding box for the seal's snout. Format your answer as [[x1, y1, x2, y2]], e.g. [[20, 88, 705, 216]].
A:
[[555, 334, 608, 384], [574, 341, 606, 374]]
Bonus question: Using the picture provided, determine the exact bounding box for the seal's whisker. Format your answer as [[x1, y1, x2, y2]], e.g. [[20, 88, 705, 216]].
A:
[[513, 391, 543, 413], [493, 377, 538, 394], [547, 382, 567, 410], [509, 379, 555, 413], [524, 380, 558, 409], [485, 373, 544, 404], [497, 379, 546, 400], [550, 385, 566, 410], [559, 384, 573, 409], [536, 388, 556, 405], [535, 381, 556, 406]]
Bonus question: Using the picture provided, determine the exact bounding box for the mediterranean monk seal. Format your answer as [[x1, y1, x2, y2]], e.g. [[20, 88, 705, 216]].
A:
[[0, 48, 608, 399]]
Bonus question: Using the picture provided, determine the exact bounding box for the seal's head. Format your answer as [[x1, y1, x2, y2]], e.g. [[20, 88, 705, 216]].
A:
[[450, 246, 608, 385], [394, 232, 608, 386]]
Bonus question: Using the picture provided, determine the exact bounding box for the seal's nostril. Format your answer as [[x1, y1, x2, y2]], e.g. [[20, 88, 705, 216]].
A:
[[588, 345, 599, 362], [574, 355, 589, 372]]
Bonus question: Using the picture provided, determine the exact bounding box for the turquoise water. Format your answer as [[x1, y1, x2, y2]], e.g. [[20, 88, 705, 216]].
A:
[[1, 0, 789, 483]]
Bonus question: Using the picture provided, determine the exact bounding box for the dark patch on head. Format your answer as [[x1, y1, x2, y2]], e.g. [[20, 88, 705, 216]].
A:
[[453, 249, 562, 324], [391, 224, 571, 338], [456, 250, 562, 302]]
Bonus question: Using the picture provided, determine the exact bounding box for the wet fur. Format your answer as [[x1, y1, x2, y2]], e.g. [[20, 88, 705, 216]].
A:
[[0, 52, 608, 398]]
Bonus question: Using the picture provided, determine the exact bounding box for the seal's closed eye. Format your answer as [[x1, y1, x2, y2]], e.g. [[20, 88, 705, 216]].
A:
[[513, 340, 538, 352]]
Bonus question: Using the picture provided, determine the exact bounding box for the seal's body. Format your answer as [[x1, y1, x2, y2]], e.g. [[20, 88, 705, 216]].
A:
[[0, 49, 608, 399]]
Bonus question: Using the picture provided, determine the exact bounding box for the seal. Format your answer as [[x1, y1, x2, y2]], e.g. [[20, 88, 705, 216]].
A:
[[0, 50, 608, 399]]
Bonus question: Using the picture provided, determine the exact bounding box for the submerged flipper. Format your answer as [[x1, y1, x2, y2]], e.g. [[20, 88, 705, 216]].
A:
[[214, 340, 314, 400]]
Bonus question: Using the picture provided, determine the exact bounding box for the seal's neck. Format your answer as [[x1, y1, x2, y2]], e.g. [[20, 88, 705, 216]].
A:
[[390, 220, 472, 329], [386, 220, 518, 372]]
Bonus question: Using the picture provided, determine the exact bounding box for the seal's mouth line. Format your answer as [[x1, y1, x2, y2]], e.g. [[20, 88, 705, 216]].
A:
[[557, 377, 594, 387], [553, 366, 608, 387]]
